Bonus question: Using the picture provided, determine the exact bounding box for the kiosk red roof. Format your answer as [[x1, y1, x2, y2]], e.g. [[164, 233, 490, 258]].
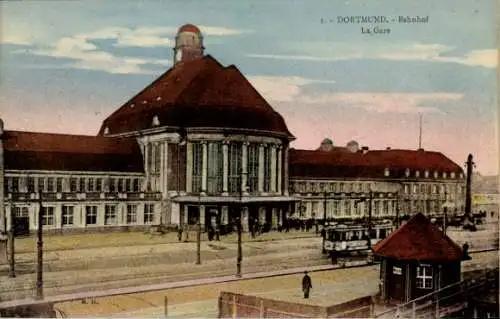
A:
[[372, 213, 464, 262]]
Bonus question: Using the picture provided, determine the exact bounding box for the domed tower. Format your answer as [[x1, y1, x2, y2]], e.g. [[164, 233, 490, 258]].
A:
[[346, 140, 360, 153], [318, 138, 334, 151], [173, 24, 204, 65]]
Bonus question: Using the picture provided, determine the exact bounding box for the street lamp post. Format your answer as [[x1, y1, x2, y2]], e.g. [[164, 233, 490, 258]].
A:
[[8, 201, 15, 278], [35, 191, 44, 300], [196, 192, 201, 265], [236, 170, 246, 278], [321, 187, 327, 254]]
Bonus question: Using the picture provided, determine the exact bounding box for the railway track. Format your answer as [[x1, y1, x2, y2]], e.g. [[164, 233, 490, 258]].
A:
[[1, 248, 497, 302], [0, 250, 328, 301]]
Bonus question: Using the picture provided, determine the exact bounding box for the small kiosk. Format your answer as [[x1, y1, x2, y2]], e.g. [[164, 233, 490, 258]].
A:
[[373, 213, 466, 303]]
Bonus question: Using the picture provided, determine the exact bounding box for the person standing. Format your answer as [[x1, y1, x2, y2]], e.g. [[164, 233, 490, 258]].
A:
[[302, 271, 312, 299]]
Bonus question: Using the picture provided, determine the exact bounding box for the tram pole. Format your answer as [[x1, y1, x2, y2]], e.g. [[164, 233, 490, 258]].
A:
[[35, 191, 44, 300]]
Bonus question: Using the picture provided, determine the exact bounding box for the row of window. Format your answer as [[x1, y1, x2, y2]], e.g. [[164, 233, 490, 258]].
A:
[[402, 168, 463, 180], [403, 183, 464, 196], [12, 204, 155, 226], [293, 181, 371, 194], [5, 176, 142, 194], [192, 142, 280, 194], [301, 200, 398, 217]]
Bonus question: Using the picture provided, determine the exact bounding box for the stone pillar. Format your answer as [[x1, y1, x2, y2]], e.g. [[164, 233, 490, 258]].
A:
[[222, 141, 229, 195], [258, 144, 265, 193], [201, 141, 208, 194], [270, 145, 277, 193], [283, 145, 289, 196], [186, 142, 193, 193], [277, 146, 282, 195], [242, 142, 248, 195]]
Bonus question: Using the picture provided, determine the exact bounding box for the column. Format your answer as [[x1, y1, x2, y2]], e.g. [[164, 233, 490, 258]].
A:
[[258, 144, 265, 193], [162, 142, 169, 198], [186, 143, 193, 193], [242, 142, 248, 195], [221, 206, 228, 225], [270, 145, 277, 193], [276, 146, 282, 195], [97, 203, 105, 226], [55, 204, 63, 229], [170, 203, 180, 225], [143, 142, 150, 192], [201, 141, 208, 194], [137, 202, 145, 225], [283, 146, 289, 196], [184, 205, 189, 225], [222, 141, 229, 195], [200, 205, 206, 227]]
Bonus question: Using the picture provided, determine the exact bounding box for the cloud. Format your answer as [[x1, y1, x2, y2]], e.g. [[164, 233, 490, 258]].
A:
[[197, 25, 253, 36], [249, 43, 497, 69], [247, 53, 362, 62], [8, 24, 250, 74], [247, 76, 336, 102], [247, 74, 462, 114], [299, 92, 463, 114], [23, 34, 172, 74]]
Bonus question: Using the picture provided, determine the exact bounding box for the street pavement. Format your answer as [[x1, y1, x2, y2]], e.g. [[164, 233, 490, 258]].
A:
[[51, 250, 498, 318], [0, 226, 496, 303]]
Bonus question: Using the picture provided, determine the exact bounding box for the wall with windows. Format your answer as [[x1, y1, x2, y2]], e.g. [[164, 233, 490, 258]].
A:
[[290, 169, 465, 220], [4, 171, 160, 232]]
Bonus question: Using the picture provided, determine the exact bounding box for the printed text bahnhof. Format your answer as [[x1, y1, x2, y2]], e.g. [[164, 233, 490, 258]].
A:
[[332, 16, 429, 24]]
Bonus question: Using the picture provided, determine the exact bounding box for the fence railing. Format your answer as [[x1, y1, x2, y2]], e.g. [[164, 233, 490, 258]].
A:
[[375, 268, 498, 319]]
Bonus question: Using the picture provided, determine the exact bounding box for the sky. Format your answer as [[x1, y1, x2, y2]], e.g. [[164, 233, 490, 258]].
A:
[[0, 0, 498, 175]]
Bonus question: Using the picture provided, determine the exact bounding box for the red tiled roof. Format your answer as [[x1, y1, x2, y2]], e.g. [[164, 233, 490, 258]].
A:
[[178, 24, 201, 33], [289, 148, 463, 179], [99, 55, 294, 138], [372, 213, 464, 261], [3, 131, 144, 173]]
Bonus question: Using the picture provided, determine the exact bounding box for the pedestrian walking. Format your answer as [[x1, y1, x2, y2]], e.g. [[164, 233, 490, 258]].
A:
[[302, 271, 312, 299]]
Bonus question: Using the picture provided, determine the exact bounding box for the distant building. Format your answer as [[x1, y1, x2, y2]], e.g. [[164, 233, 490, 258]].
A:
[[289, 140, 466, 221], [0, 24, 466, 241]]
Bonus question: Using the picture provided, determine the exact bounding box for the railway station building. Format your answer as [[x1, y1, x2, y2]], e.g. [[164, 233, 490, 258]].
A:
[[0, 24, 466, 238]]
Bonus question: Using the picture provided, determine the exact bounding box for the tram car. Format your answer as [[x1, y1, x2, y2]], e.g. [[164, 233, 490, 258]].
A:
[[323, 221, 396, 262]]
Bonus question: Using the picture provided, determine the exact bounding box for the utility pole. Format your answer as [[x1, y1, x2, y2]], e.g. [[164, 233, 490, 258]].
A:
[[35, 191, 44, 300], [9, 201, 15, 278], [196, 192, 201, 265]]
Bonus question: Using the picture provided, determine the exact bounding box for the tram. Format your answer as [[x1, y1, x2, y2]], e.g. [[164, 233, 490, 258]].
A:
[[322, 220, 396, 262]]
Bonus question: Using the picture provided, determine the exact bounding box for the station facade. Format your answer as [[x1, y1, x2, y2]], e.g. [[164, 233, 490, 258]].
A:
[[0, 24, 466, 235]]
